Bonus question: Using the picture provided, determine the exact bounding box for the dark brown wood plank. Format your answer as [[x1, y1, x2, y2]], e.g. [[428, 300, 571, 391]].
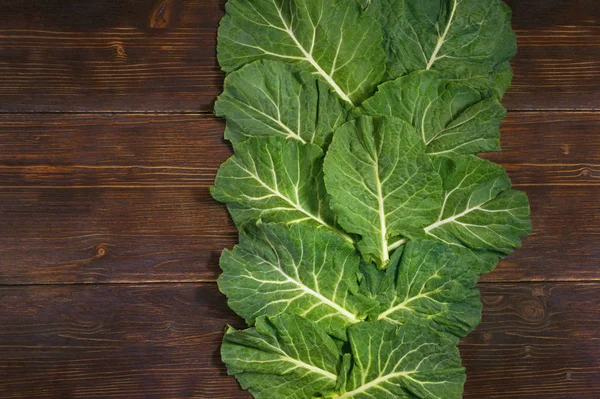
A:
[[462, 282, 600, 398], [2, 112, 598, 188], [503, 0, 600, 110], [486, 184, 600, 282], [1, 184, 597, 284], [0, 114, 233, 284], [0, 114, 229, 187], [484, 112, 600, 186], [0, 187, 235, 284], [0, 0, 224, 113], [0, 282, 598, 398], [0, 0, 598, 112], [1, 113, 599, 284], [0, 284, 248, 399]]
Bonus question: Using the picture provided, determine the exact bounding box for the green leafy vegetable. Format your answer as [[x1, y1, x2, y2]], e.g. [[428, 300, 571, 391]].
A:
[[324, 116, 442, 267], [222, 313, 341, 399], [218, 0, 386, 105], [421, 155, 531, 254], [215, 60, 350, 148], [333, 321, 465, 398], [213, 1, 528, 398], [360, 71, 506, 156], [368, 0, 517, 95], [219, 223, 374, 339], [211, 136, 353, 241], [490, 61, 514, 99], [368, 241, 482, 340]]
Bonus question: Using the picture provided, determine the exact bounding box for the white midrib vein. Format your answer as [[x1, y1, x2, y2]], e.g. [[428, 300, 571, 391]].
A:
[[261, 256, 361, 324], [387, 206, 483, 251], [426, 0, 459, 70], [257, 341, 337, 381], [273, 2, 355, 106], [425, 204, 485, 233], [335, 371, 416, 399], [377, 291, 439, 321], [374, 157, 389, 264], [280, 355, 338, 381], [236, 99, 307, 144], [387, 202, 484, 252], [236, 162, 355, 244], [388, 181, 490, 251]]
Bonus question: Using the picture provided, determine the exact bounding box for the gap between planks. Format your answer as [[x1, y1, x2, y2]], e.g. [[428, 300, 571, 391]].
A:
[[1, 279, 600, 288], [0, 109, 599, 115]]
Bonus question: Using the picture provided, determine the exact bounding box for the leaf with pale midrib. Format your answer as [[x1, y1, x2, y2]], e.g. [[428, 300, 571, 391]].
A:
[[367, 241, 482, 340], [218, 0, 386, 105], [222, 314, 341, 399], [333, 321, 465, 398], [368, 0, 517, 97], [324, 116, 442, 267], [360, 71, 506, 156], [211, 136, 353, 242], [215, 60, 350, 148], [421, 155, 532, 254], [219, 223, 375, 339]]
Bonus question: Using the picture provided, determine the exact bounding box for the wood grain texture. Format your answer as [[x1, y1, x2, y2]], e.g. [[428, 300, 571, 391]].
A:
[[462, 282, 600, 398], [1, 112, 599, 188], [1, 183, 598, 284], [0, 284, 247, 399], [1, 113, 599, 284], [484, 112, 600, 186], [1, 1, 598, 398], [0, 0, 598, 112], [0, 283, 598, 398]]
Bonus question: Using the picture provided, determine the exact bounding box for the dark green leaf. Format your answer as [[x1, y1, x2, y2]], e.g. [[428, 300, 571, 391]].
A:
[[360, 71, 506, 156], [211, 136, 353, 242], [215, 60, 350, 148], [324, 116, 442, 267], [422, 155, 532, 254], [218, 0, 386, 105], [370, 241, 482, 339], [219, 223, 375, 339], [333, 321, 465, 398], [222, 313, 341, 399], [369, 0, 517, 96]]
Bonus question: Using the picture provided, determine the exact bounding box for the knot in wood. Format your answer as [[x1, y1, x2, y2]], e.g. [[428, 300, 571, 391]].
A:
[[518, 297, 546, 322]]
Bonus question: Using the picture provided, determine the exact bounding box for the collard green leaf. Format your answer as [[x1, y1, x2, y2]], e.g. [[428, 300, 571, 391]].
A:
[[217, 0, 386, 105], [222, 313, 341, 399], [219, 223, 374, 339], [333, 321, 465, 398], [369, 0, 517, 95], [490, 61, 514, 99], [211, 136, 354, 242], [369, 241, 482, 340], [422, 155, 531, 254], [324, 116, 442, 267], [215, 60, 350, 148], [360, 71, 506, 156], [453, 246, 501, 275]]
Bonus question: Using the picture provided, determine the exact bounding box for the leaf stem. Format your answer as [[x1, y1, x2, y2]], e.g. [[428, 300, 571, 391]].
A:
[[387, 237, 407, 252], [426, 0, 458, 70]]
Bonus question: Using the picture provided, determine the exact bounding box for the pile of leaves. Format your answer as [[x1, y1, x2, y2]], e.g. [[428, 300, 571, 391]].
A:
[[211, 0, 531, 397]]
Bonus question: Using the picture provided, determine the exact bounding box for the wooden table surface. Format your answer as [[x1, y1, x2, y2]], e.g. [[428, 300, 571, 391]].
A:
[[0, 1, 599, 398]]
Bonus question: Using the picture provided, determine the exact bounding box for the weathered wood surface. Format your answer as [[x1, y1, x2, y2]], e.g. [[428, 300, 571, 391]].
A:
[[0, 0, 598, 398], [0, 283, 598, 398], [0, 0, 598, 112], [0, 113, 598, 284]]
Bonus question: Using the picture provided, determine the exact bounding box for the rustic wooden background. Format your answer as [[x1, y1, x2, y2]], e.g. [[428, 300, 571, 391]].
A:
[[0, 0, 598, 398]]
